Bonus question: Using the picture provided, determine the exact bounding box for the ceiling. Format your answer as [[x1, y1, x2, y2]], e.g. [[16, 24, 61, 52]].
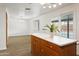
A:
[[40, 3, 73, 15], [5, 3, 41, 19], [1, 3, 74, 19]]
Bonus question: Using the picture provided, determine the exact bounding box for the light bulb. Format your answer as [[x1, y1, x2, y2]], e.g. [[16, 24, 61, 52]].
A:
[[53, 4, 56, 8], [48, 6, 52, 8], [59, 3, 62, 5], [43, 6, 46, 8]]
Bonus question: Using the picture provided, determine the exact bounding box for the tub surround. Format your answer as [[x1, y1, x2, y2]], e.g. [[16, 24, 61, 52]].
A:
[[31, 33, 77, 56]]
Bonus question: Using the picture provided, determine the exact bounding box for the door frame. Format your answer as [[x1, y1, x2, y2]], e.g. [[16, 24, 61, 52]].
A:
[[6, 12, 8, 48]]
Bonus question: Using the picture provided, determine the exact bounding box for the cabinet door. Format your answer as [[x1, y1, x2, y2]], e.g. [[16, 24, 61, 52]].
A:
[[40, 46, 47, 56], [36, 40, 40, 56], [31, 36, 37, 55], [31, 36, 40, 56], [46, 47, 60, 56], [40, 46, 60, 56]]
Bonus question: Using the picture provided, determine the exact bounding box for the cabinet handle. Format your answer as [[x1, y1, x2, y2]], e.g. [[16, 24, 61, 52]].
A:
[[50, 46, 53, 48]]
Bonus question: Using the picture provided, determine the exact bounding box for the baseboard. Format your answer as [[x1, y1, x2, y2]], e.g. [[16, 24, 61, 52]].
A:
[[0, 47, 7, 50], [8, 34, 31, 37], [8, 35, 30, 37]]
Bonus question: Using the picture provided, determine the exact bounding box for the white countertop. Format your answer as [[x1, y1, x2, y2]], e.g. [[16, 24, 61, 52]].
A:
[[32, 33, 77, 46]]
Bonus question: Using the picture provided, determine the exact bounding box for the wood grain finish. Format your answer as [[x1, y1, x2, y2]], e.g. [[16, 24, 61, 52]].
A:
[[31, 35, 76, 56], [31, 36, 40, 56]]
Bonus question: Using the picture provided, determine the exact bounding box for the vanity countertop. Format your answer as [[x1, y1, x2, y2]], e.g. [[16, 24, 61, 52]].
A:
[[31, 33, 77, 46]]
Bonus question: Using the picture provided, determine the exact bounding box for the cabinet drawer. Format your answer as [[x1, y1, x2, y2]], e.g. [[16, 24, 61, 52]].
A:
[[40, 39, 63, 54], [47, 42, 62, 51], [40, 46, 60, 56]]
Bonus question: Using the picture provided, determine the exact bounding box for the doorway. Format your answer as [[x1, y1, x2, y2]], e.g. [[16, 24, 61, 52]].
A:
[[0, 12, 31, 56]]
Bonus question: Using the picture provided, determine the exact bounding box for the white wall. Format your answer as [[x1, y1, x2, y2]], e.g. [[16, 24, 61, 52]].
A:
[[8, 17, 31, 36], [7, 4, 32, 36], [0, 5, 6, 50], [30, 4, 76, 34]]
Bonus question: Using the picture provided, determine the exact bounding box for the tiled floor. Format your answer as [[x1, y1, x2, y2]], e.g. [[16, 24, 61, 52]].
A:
[[0, 35, 31, 56]]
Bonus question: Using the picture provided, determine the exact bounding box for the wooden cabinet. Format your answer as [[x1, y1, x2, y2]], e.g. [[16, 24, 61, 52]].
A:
[[31, 36, 40, 56], [31, 35, 76, 56]]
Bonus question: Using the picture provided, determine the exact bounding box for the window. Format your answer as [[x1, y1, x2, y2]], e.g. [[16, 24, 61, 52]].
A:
[[60, 14, 73, 39]]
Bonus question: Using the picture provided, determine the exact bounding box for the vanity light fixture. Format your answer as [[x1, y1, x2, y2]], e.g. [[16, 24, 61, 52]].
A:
[[41, 3, 62, 8]]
